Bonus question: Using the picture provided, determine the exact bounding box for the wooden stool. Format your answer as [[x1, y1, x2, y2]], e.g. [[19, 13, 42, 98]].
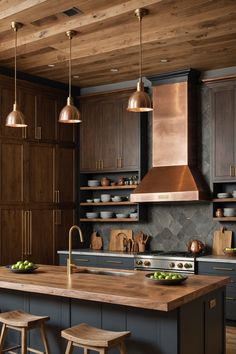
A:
[[61, 323, 130, 354], [0, 310, 50, 354]]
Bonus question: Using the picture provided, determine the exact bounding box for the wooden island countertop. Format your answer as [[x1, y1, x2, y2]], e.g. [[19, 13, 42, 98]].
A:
[[0, 265, 229, 312]]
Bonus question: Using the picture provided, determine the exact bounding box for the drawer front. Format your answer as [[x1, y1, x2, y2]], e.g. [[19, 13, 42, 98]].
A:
[[98, 256, 134, 269], [226, 287, 236, 321], [198, 262, 236, 284]]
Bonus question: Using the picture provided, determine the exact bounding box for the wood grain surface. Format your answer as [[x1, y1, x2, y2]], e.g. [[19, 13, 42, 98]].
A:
[[0, 265, 230, 312]]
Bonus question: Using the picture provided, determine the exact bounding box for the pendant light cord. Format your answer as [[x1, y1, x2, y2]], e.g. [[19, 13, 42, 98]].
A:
[[69, 34, 72, 99], [14, 27, 17, 105], [139, 15, 142, 82]]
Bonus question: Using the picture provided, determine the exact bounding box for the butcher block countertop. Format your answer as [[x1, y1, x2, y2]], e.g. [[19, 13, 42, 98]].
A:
[[0, 265, 229, 312]]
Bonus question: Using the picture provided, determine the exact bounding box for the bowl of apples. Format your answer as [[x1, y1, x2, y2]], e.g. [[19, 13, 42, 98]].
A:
[[7, 260, 38, 273]]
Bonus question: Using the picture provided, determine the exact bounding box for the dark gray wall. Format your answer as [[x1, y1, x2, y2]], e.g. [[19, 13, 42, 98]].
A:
[[81, 81, 236, 252]]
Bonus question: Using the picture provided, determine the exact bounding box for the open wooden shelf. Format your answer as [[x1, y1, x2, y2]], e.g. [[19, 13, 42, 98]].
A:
[[80, 201, 137, 206], [213, 217, 236, 221], [80, 185, 137, 191], [80, 218, 138, 222]]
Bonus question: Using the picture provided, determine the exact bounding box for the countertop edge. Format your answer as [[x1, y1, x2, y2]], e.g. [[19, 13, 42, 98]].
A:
[[57, 249, 136, 258], [196, 255, 236, 263]]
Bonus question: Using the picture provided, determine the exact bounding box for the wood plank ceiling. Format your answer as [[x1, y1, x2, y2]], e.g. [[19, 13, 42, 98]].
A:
[[0, 0, 235, 88]]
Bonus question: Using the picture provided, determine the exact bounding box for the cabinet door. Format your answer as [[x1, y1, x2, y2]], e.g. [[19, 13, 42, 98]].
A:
[[212, 84, 236, 181], [27, 209, 55, 264], [55, 209, 75, 252], [119, 97, 140, 171], [56, 147, 76, 203], [0, 208, 23, 265], [0, 141, 24, 203], [0, 86, 24, 139], [100, 99, 120, 171], [36, 94, 57, 141], [26, 143, 55, 203], [80, 98, 100, 172]]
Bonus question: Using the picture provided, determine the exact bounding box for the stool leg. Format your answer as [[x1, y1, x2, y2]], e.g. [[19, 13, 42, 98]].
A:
[[0, 324, 7, 353], [65, 340, 73, 354], [40, 323, 50, 354], [21, 328, 27, 354], [119, 341, 127, 354]]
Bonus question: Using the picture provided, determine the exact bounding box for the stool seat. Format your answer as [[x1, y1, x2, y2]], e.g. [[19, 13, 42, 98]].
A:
[[0, 310, 49, 327], [62, 323, 130, 348], [0, 310, 50, 354]]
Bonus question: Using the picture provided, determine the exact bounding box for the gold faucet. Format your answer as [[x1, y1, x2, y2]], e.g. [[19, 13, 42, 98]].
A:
[[67, 225, 84, 275]]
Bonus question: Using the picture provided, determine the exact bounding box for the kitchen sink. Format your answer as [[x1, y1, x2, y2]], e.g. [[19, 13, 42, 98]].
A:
[[76, 268, 134, 277]]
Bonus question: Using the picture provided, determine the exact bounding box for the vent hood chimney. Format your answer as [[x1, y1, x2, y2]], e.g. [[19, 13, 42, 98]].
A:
[[131, 69, 210, 203]]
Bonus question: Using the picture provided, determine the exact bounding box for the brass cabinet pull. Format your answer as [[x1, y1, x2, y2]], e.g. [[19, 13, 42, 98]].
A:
[[57, 190, 60, 203], [212, 267, 234, 271], [208, 298, 217, 309], [96, 160, 98, 170], [117, 157, 122, 169], [230, 165, 235, 177], [226, 297, 236, 301], [35, 126, 42, 140], [117, 158, 119, 168], [29, 211, 32, 255], [22, 211, 27, 256], [100, 159, 104, 170], [105, 260, 123, 264], [22, 127, 27, 139]]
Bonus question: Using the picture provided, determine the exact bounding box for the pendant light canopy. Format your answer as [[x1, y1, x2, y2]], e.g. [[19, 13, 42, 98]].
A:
[[5, 22, 27, 127], [59, 30, 81, 123], [127, 8, 153, 112]]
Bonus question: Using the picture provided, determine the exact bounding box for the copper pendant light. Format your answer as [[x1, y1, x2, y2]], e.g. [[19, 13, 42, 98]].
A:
[[5, 22, 27, 127], [127, 8, 153, 112], [59, 30, 81, 123]]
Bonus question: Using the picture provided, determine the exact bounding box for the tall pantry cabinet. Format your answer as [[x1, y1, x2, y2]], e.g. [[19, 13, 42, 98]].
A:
[[0, 74, 78, 265]]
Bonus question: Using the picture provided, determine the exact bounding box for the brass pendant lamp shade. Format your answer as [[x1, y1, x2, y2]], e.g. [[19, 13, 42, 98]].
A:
[[127, 8, 153, 112], [5, 22, 27, 127], [59, 30, 81, 123]]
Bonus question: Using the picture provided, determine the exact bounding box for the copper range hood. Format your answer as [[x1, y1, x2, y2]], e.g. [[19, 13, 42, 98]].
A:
[[131, 71, 210, 203]]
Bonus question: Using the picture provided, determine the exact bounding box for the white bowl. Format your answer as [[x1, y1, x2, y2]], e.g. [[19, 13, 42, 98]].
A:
[[93, 198, 101, 203], [223, 208, 236, 217], [88, 180, 100, 187], [86, 199, 93, 203], [101, 194, 111, 202], [86, 212, 99, 219], [111, 196, 122, 202], [100, 211, 113, 219], [129, 212, 138, 218], [217, 192, 231, 199], [116, 213, 129, 218]]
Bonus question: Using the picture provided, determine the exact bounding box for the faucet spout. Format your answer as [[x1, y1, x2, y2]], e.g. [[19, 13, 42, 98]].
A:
[[67, 225, 84, 276]]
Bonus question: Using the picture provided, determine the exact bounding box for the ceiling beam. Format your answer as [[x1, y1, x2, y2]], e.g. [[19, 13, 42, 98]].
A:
[[0, 0, 49, 20]]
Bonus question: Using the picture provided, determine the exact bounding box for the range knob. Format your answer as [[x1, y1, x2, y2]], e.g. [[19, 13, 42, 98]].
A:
[[177, 263, 183, 268], [136, 260, 143, 266], [144, 260, 151, 266], [184, 263, 192, 269], [169, 262, 175, 268]]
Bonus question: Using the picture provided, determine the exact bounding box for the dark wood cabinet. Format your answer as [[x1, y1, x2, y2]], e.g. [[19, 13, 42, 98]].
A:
[[0, 74, 77, 265], [79, 90, 142, 173], [211, 81, 236, 181]]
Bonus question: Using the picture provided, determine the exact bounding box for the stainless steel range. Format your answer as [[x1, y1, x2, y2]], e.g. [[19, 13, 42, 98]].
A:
[[134, 251, 196, 274]]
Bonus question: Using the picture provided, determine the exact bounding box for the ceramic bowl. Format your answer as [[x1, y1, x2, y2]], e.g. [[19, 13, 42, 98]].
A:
[[116, 213, 129, 218], [232, 191, 236, 198], [86, 199, 93, 203], [129, 212, 138, 218], [86, 212, 99, 219], [111, 196, 122, 202], [100, 211, 113, 219], [93, 198, 101, 203], [217, 192, 231, 199], [101, 194, 111, 202], [88, 180, 100, 187], [223, 208, 236, 217]]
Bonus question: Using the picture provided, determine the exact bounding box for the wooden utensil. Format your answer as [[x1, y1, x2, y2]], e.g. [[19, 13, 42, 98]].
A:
[[90, 231, 103, 250], [109, 229, 133, 251], [212, 227, 232, 256]]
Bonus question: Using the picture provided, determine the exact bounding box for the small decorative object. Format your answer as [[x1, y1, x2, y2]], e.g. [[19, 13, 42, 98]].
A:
[[110, 181, 116, 186], [215, 208, 223, 217], [187, 239, 205, 254], [223, 247, 236, 257], [101, 177, 110, 186], [118, 177, 124, 186]]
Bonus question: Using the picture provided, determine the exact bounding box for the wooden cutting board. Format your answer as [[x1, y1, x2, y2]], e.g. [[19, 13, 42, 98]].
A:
[[90, 231, 103, 250], [109, 229, 133, 251], [212, 227, 232, 256]]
